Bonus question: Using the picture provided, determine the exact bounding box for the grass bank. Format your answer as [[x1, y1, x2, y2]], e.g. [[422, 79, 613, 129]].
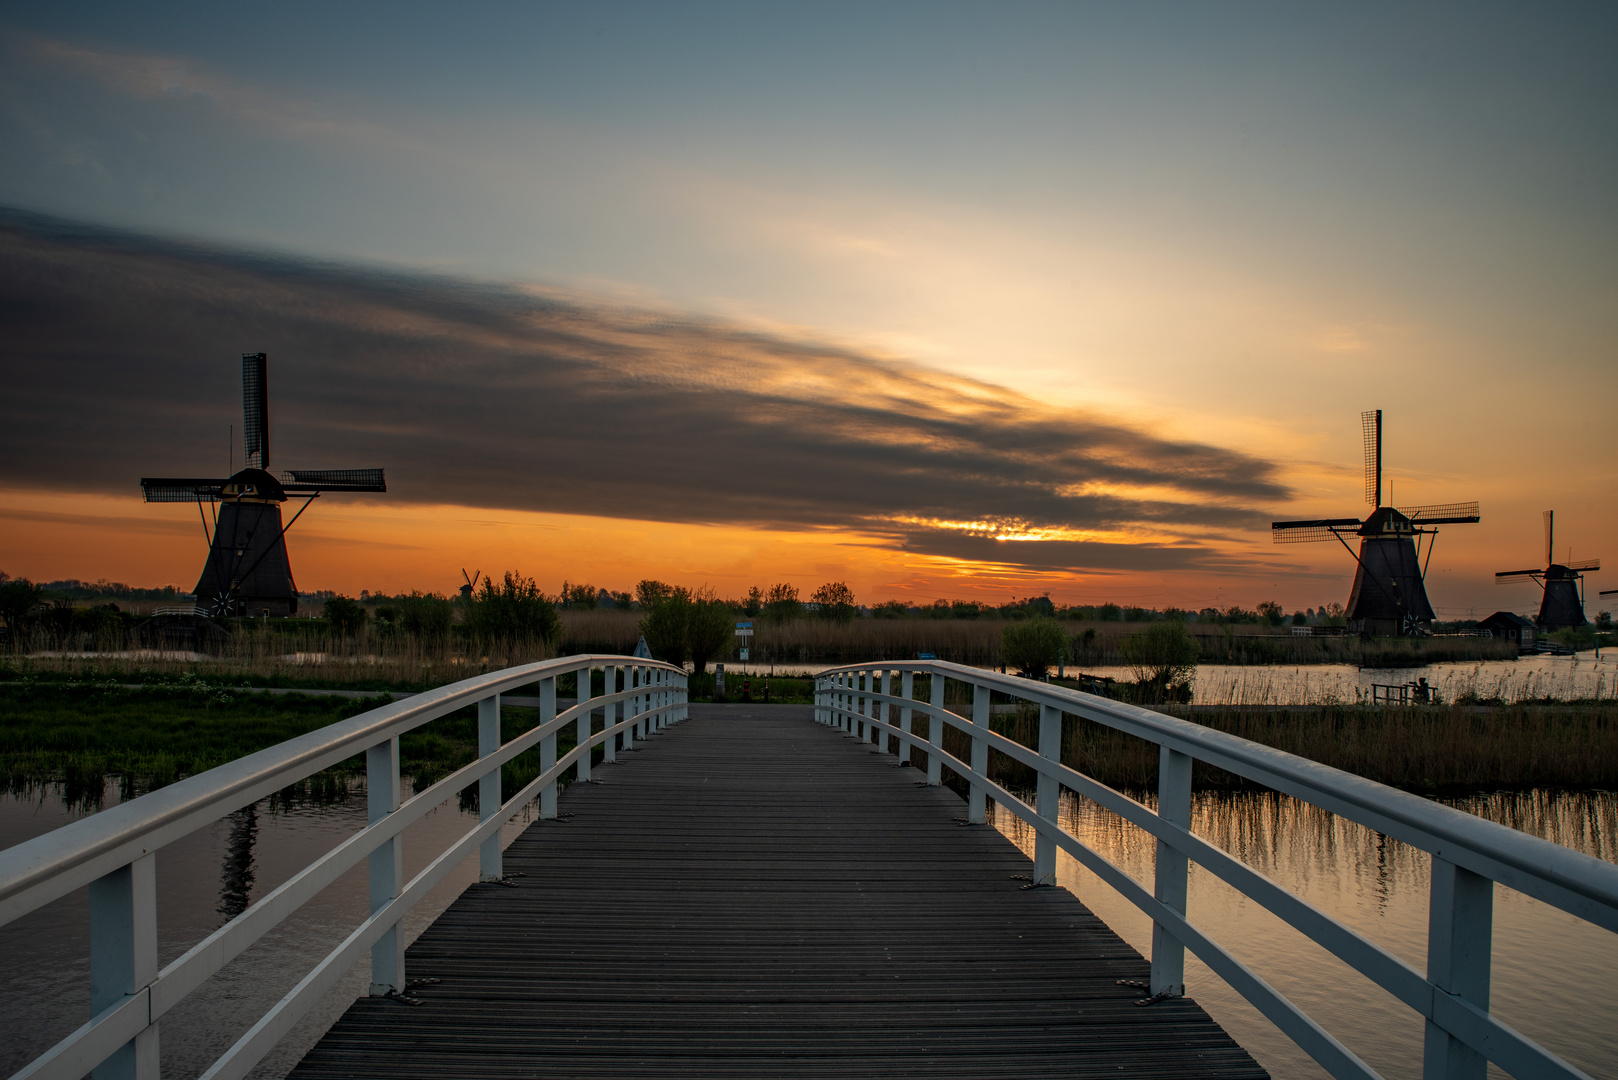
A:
[[0, 677, 582, 811]]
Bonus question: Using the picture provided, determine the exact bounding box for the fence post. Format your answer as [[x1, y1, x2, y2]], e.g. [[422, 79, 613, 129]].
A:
[[367, 737, 404, 995], [1034, 703, 1061, 886], [877, 669, 891, 750], [603, 665, 618, 763], [927, 670, 944, 786], [1423, 859, 1493, 1080], [1151, 746, 1192, 997], [969, 682, 990, 823], [577, 663, 593, 781], [540, 675, 558, 819], [478, 694, 503, 881], [899, 670, 914, 764], [88, 853, 158, 1080]]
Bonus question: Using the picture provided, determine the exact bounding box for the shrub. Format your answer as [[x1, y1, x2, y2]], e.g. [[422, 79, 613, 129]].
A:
[[1001, 617, 1067, 679], [323, 595, 367, 637], [686, 593, 737, 674], [397, 591, 454, 640], [639, 589, 690, 666], [1120, 621, 1200, 700], [468, 573, 559, 644], [811, 582, 857, 623]]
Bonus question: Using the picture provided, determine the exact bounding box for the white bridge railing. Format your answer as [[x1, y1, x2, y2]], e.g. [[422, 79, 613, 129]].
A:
[[816, 660, 1618, 1080], [0, 655, 688, 1080]]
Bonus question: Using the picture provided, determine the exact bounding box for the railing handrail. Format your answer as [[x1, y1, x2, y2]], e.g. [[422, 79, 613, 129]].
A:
[[825, 659, 1618, 924], [815, 660, 1614, 1080], [0, 653, 680, 927]]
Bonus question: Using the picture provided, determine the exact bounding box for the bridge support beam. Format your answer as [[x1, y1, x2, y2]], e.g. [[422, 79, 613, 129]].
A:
[[89, 854, 158, 1080], [899, 671, 914, 764], [969, 683, 990, 823], [367, 737, 404, 995], [1033, 703, 1061, 886], [1150, 746, 1191, 998], [1423, 859, 1493, 1080], [927, 673, 944, 785], [540, 677, 558, 819], [478, 694, 502, 881]]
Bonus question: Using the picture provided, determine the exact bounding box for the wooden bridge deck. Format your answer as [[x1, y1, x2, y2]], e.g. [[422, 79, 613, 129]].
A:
[[290, 705, 1266, 1079]]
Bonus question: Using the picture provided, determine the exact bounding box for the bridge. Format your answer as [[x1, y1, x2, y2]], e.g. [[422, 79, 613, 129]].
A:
[[2, 656, 1616, 1080]]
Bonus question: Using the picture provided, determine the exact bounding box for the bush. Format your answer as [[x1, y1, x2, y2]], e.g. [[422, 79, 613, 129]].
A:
[[323, 595, 367, 637], [872, 599, 908, 619], [396, 591, 454, 640], [811, 582, 857, 622], [639, 590, 690, 666], [0, 576, 43, 633], [1120, 621, 1200, 700], [686, 593, 736, 675], [468, 573, 559, 644], [1001, 617, 1067, 679]]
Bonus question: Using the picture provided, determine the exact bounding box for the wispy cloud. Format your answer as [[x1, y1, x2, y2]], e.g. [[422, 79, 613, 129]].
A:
[[0, 208, 1288, 573]]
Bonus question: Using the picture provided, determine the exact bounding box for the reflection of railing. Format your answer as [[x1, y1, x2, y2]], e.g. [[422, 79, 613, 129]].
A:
[[0, 654, 687, 1080], [1431, 629, 1493, 638], [151, 605, 204, 617], [817, 660, 1617, 1080], [1368, 680, 1434, 705]]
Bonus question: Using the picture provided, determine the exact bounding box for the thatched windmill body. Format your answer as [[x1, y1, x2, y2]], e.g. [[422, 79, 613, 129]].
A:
[[141, 353, 387, 616], [1272, 410, 1480, 636], [1495, 511, 1600, 631]]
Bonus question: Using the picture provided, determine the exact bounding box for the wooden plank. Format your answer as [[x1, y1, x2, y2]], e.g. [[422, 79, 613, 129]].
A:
[[290, 705, 1267, 1079]]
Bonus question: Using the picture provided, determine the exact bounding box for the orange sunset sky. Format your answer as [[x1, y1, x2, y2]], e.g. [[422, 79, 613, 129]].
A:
[[1, 7, 1614, 619]]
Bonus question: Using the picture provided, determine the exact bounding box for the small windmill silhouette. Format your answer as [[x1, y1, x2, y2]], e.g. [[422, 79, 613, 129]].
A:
[[1495, 511, 1600, 630]]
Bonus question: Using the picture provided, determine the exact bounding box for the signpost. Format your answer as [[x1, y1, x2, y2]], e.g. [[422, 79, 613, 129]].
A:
[[735, 621, 753, 662]]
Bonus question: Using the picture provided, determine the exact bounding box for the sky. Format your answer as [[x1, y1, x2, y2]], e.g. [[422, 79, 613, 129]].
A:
[[0, 2, 1614, 618]]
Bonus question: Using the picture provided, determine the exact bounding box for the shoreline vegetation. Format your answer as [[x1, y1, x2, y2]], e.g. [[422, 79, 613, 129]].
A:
[[1, 666, 1614, 807]]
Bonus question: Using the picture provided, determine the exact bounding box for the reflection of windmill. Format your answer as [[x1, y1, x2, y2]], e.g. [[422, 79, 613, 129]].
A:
[[141, 353, 387, 617], [1495, 511, 1600, 631], [1272, 409, 1480, 636]]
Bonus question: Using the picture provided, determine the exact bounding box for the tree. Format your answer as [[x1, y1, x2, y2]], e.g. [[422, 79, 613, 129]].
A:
[[0, 576, 44, 633], [1258, 600, 1285, 626], [872, 599, 908, 619], [1001, 617, 1067, 679], [744, 586, 763, 617], [468, 572, 559, 644], [323, 595, 367, 637], [763, 582, 801, 624], [636, 580, 675, 608], [1098, 603, 1122, 622], [1120, 621, 1200, 700], [811, 582, 857, 622], [638, 588, 690, 666], [685, 592, 736, 674], [558, 581, 598, 610]]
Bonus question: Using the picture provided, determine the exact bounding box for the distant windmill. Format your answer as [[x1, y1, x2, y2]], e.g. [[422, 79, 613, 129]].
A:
[[1495, 511, 1600, 630], [141, 353, 387, 616], [1272, 409, 1480, 636], [460, 569, 482, 603]]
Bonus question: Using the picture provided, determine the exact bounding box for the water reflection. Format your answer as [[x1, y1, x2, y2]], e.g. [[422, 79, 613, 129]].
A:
[[218, 805, 259, 922], [993, 787, 1618, 1080]]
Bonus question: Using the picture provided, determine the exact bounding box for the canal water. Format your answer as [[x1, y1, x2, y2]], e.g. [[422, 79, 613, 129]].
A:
[[2, 775, 1614, 1078]]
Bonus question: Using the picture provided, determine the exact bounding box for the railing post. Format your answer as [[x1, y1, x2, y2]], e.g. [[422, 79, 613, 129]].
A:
[[577, 663, 593, 781], [652, 668, 662, 732], [1151, 746, 1192, 998], [626, 667, 639, 746], [877, 669, 891, 749], [540, 675, 558, 819], [367, 736, 404, 995], [602, 665, 618, 763], [1423, 859, 1493, 1080], [89, 853, 158, 1080], [899, 670, 914, 764], [1034, 703, 1061, 886], [478, 694, 502, 882], [927, 670, 944, 786], [969, 682, 990, 823]]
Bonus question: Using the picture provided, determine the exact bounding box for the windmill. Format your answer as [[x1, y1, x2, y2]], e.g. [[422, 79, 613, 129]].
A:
[[1495, 511, 1600, 630], [1272, 409, 1480, 636], [140, 353, 387, 617]]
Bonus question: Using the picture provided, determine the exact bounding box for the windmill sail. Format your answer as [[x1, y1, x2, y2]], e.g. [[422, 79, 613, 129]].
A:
[[281, 468, 387, 492], [1271, 518, 1362, 543], [242, 353, 269, 471], [1398, 502, 1481, 525], [1362, 409, 1381, 507], [141, 478, 226, 503]]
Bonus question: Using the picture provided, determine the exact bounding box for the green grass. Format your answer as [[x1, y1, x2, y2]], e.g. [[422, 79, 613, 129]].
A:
[[0, 677, 581, 811]]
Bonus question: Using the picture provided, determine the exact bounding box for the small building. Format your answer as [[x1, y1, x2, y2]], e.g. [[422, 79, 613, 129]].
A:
[[1480, 611, 1536, 652]]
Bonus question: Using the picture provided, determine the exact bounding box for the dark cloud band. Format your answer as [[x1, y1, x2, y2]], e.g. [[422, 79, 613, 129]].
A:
[[0, 208, 1287, 572]]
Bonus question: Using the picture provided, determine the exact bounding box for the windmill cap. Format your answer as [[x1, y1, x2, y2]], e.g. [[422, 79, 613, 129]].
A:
[[220, 468, 286, 502], [1358, 506, 1414, 535]]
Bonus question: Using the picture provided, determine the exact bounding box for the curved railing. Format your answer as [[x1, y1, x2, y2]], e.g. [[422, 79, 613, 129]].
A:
[[0, 655, 688, 1080], [816, 660, 1618, 1080]]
